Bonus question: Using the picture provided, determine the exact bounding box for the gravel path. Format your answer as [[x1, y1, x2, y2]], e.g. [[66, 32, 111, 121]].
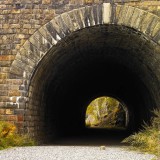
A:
[[0, 146, 157, 160]]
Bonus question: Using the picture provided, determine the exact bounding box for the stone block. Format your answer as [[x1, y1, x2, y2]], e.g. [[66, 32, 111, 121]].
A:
[[8, 90, 21, 96], [8, 73, 23, 79], [140, 12, 155, 34], [1, 67, 10, 72], [11, 9, 20, 14], [33, 31, 52, 50], [46, 21, 62, 40], [21, 9, 32, 14], [7, 79, 23, 85], [55, 15, 70, 35], [0, 90, 8, 96], [103, 3, 111, 24], [87, 6, 95, 26], [2, 24, 9, 29], [0, 61, 12, 67], [6, 102, 18, 108], [6, 109, 14, 115], [147, 17, 159, 36], [0, 5, 6, 9], [0, 73, 7, 79], [39, 27, 57, 45], [123, 6, 135, 26], [4, 0, 13, 5], [154, 31, 160, 45], [61, 13, 73, 32], [0, 96, 9, 102], [22, 41, 41, 61], [23, 24, 32, 29], [10, 66, 24, 77], [10, 85, 19, 90], [29, 34, 50, 54], [17, 34, 25, 39], [0, 55, 15, 61], [97, 4, 103, 24], [132, 9, 147, 31], [92, 5, 98, 25], [10, 96, 17, 103], [0, 109, 5, 114], [76, 7, 86, 28], [7, 115, 17, 121], [117, 5, 129, 25], [17, 115, 23, 121], [14, 109, 25, 115], [0, 115, 7, 120], [152, 22, 160, 37], [0, 84, 9, 90], [42, 0, 51, 4], [0, 79, 6, 84]]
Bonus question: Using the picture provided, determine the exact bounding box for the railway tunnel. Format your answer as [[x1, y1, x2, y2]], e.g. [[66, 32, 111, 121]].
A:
[[5, 2, 160, 144], [27, 24, 160, 143]]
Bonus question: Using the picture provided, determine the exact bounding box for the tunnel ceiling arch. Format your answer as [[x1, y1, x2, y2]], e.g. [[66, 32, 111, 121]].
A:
[[10, 4, 160, 80], [8, 3, 160, 139]]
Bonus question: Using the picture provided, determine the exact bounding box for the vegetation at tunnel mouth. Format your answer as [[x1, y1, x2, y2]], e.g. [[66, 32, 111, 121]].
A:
[[0, 121, 36, 150], [122, 109, 160, 156]]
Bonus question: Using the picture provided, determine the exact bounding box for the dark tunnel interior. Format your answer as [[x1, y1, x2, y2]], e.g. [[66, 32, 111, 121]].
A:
[[28, 25, 160, 145]]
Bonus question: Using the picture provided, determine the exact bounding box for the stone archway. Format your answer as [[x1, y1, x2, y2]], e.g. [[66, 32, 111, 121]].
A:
[[9, 3, 160, 141]]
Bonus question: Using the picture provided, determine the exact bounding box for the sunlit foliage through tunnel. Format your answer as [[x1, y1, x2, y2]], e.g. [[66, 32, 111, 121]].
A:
[[85, 96, 129, 130]]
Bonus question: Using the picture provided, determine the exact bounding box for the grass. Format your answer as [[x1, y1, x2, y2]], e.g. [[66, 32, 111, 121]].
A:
[[122, 109, 160, 156], [0, 121, 36, 150]]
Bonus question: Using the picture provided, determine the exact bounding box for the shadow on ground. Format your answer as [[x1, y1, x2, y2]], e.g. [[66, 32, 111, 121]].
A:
[[44, 128, 130, 147]]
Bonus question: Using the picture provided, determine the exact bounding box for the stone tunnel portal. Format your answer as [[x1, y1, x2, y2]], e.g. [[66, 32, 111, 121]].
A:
[[27, 25, 160, 143]]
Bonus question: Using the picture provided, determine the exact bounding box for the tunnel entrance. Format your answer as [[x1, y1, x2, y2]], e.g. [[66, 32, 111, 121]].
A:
[[85, 96, 129, 130], [26, 25, 160, 144]]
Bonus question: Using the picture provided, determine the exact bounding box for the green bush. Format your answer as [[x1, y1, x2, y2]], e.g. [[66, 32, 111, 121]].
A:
[[0, 121, 36, 150], [122, 109, 160, 156]]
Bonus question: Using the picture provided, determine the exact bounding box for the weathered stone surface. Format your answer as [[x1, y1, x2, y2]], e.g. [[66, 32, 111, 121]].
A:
[[0, 73, 8, 79], [117, 5, 129, 25], [140, 12, 155, 34], [154, 30, 160, 45], [55, 16, 70, 35], [146, 16, 159, 36], [130, 8, 147, 30], [152, 22, 160, 37], [0, 109, 5, 114], [39, 26, 57, 45], [61, 13, 74, 32], [23, 41, 42, 60], [86, 6, 95, 26], [6, 109, 14, 115], [97, 4, 103, 24], [0, 0, 159, 140], [29, 31, 52, 53], [103, 3, 111, 24], [8, 90, 21, 96], [0, 55, 15, 61], [75, 8, 86, 28], [47, 20, 65, 39], [42, 0, 51, 5], [122, 6, 135, 26]]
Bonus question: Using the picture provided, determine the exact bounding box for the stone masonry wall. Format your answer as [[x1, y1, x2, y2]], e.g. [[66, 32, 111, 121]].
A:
[[0, 0, 160, 133]]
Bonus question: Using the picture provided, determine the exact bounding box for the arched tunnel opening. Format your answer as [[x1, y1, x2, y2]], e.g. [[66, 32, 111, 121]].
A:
[[85, 96, 129, 130], [26, 25, 160, 145]]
